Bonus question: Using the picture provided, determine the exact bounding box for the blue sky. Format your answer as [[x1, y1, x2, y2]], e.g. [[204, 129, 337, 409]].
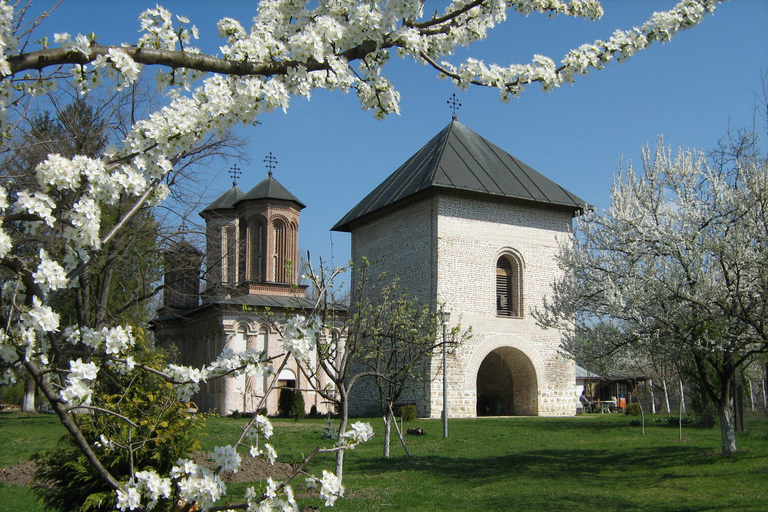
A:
[[25, 1, 768, 269]]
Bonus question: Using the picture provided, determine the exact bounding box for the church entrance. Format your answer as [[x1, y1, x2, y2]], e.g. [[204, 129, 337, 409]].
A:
[[476, 347, 538, 416]]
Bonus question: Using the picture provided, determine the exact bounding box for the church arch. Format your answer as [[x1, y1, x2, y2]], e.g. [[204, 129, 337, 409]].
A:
[[495, 249, 524, 317], [476, 347, 538, 416], [467, 335, 542, 417]]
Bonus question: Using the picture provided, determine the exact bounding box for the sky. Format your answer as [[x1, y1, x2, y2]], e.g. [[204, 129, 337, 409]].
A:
[[23, 1, 768, 270]]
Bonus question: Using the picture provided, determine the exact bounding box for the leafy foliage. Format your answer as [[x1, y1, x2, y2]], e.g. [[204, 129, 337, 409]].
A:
[[291, 390, 306, 422], [32, 333, 203, 512], [399, 404, 417, 422]]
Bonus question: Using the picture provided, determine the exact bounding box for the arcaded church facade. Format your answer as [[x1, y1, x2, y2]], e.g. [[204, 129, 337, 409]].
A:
[[153, 171, 331, 416], [155, 119, 584, 418], [334, 120, 585, 418]]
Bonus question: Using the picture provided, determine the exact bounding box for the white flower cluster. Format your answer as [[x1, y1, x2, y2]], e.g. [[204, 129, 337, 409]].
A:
[[61, 358, 99, 406], [245, 415, 278, 464], [65, 325, 135, 354], [251, 477, 298, 512], [282, 315, 319, 361], [306, 470, 345, 507], [116, 470, 173, 511], [211, 444, 242, 472], [171, 458, 227, 511], [340, 421, 375, 447]]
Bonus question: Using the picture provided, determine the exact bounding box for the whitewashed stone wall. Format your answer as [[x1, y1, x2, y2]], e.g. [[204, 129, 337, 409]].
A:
[[157, 310, 332, 416], [349, 193, 577, 418]]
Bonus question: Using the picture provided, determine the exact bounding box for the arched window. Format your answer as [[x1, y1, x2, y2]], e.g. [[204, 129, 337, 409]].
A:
[[257, 326, 268, 354], [223, 225, 237, 285], [249, 219, 266, 282], [273, 219, 287, 283], [496, 254, 522, 317]]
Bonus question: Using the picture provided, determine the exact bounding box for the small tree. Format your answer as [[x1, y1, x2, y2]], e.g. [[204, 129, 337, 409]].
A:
[[290, 389, 306, 422], [33, 331, 203, 512]]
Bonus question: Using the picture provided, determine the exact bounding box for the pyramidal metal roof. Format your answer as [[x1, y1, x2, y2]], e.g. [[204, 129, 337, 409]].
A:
[[332, 120, 586, 232], [239, 173, 306, 209], [200, 185, 244, 215]]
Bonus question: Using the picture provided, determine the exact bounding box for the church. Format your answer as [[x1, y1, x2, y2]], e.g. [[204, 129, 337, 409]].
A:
[[153, 166, 331, 416], [154, 118, 585, 418]]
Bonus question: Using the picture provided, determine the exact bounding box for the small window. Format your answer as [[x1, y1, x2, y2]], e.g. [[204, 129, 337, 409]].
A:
[[496, 255, 522, 317]]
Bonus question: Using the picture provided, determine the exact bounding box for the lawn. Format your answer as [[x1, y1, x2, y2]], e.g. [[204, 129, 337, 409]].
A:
[[1, 411, 767, 512]]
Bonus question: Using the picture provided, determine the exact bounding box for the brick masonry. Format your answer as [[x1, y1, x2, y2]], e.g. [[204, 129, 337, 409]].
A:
[[349, 193, 577, 418]]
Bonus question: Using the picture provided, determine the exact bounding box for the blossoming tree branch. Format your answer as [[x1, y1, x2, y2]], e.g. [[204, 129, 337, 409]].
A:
[[0, 0, 722, 510]]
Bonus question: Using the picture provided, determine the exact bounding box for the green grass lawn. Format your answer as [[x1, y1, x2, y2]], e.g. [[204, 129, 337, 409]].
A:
[[2, 411, 767, 511]]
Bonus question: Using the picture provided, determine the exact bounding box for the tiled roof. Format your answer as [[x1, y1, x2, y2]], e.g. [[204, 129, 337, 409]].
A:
[[333, 120, 586, 232]]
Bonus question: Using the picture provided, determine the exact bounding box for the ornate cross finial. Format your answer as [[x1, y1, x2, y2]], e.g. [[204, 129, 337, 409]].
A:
[[228, 165, 241, 187], [264, 152, 277, 177], [447, 93, 461, 120]]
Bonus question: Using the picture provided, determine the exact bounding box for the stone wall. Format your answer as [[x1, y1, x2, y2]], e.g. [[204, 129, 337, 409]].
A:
[[348, 193, 577, 418]]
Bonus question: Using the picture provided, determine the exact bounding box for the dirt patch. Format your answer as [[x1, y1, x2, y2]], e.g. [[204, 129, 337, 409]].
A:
[[0, 459, 37, 487], [189, 451, 295, 483], [0, 451, 296, 487]]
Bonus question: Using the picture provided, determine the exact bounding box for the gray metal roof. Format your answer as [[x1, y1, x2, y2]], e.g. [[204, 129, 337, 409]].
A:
[[333, 120, 587, 232], [200, 185, 244, 214], [238, 173, 306, 210]]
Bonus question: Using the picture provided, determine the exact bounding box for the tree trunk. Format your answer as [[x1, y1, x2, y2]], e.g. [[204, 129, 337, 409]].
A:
[[718, 396, 738, 454], [22, 375, 37, 413], [382, 413, 391, 458], [663, 379, 671, 413], [335, 389, 349, 481]]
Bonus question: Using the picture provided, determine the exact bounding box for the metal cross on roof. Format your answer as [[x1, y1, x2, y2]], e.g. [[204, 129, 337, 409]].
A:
[[264, 152, 278, 177], [447, 93, 461, 120], [228, 165, 241, 186]]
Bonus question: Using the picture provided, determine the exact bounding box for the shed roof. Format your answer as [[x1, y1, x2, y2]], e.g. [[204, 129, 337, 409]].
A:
[[333, 120, 586, 232]]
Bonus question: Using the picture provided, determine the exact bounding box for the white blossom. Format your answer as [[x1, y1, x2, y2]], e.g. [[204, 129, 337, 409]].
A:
[[211, 444, 241, 472], [319, 470, 344, 506]]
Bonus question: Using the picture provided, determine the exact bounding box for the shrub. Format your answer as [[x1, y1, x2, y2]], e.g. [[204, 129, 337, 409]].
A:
[[400, 404, 417, 422], [656, 415, 693, 426], [625, 403, 642, 416], [33, 332, 203, 512], [290, 391, 306, 422]]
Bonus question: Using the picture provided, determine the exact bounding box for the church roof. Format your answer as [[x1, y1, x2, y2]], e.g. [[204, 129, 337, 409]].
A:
[[200, 185, 244, 214], [332, 120, 587, 232], [152, 293, 345, 323], [239, 173, 306, 210]]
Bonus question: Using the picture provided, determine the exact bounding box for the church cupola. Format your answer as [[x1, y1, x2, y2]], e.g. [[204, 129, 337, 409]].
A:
[[201, 157, 306, 300], [200, 172, 244, 295], [235, 162, 305, 293]]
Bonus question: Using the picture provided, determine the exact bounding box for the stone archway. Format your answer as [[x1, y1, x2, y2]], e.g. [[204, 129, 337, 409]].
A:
[[476, 347, 538, 416]]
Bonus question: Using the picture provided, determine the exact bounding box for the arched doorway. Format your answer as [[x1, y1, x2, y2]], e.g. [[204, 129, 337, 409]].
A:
[[476, 347, 538, 416]]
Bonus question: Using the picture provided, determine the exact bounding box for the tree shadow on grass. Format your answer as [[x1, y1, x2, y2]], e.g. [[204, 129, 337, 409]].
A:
[[349, 445, 757, 512], [354, 444, 706, 483]]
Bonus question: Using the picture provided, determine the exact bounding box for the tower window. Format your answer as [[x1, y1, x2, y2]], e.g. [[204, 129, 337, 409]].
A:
[[496, 255, 522, 317]]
